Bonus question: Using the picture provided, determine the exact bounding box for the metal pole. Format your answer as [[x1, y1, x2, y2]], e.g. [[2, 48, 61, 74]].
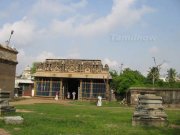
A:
[[7, 30, 14, 45]]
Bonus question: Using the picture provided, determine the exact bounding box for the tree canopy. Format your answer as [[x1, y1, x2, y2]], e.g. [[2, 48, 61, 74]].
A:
[[110, 67, 180, 94], [30, 63, 37, 74], [110, 68, 146, 93], [167, 68, 177, 83], [146, 67, 160, 86]]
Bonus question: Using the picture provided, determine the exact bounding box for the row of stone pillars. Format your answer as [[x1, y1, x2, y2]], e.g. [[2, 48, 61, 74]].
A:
[[34, 78, 110, 100]]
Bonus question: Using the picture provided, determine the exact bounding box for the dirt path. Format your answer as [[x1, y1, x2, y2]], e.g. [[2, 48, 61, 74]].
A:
[[9, 98, 72, 106], [0, 129, 11, 135]]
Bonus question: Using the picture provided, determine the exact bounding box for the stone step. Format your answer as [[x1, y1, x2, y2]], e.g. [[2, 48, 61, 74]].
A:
[[0, 98, 10, 102], [0, 107, 16, 113], [1, 105, 15, 109], [0, 95, 10, 98], [138, 95, 162, 100], [139, 100, 162, 104], [133, 112, 167, 118], [137, 104, 164, 109]]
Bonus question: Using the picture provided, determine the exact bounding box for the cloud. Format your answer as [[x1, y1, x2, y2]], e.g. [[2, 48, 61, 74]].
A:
[[16, 50, 57, 74], [49, 0, 154, 37], [159, 62, 169, 76], [0, 0, 155, 74], [35, 51, 58, 61], [66, 48, 81, 59], [30, 0, 87, 18], [16, 49, 80, 74], [149, 46, 159, 54], [0, 17, 36, 47], [70, 0, 88, 9], [103, 58, 118, 69], [0, 0, 154, 47], [17, 49, 34, 74]]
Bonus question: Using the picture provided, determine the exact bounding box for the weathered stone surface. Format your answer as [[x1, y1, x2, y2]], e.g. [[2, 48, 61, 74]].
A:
[[0, 91, 16, 115], [132, 94, 168, 126], [138, 95, 162, 100], [128, 88, 180, 105], [0, 44, 18, 98], [139, 100, 162, 104], [136, 104, 164, 109], [132, 119, 168, 127], [4, 116, 24, 124], [35, 59, 109, 73]]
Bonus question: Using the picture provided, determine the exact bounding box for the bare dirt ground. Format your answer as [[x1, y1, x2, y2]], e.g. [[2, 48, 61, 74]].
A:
[[10, 97, 71, 106], [0, 129, 10, 135]]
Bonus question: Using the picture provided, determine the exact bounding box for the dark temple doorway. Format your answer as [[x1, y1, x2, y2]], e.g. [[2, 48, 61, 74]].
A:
[[63, 79, 79, 100]]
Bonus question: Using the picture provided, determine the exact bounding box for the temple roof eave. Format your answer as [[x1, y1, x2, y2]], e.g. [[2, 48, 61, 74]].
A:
[[33, 72, 112, 79]]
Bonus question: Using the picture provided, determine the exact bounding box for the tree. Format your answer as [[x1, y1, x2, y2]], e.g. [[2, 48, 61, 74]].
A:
[[147, 67, 160, 86], [109, 70, 118, 78], [31, 63, 37, 74], [110, 68, 146, 94], [167, 68, 177, 83]]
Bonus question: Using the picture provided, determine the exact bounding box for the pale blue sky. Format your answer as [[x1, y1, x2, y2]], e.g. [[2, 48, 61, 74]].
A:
[[0, 0, 179, 76]]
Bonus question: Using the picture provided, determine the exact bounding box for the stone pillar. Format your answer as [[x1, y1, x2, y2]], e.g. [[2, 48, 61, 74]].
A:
[[60, 79, 63, 99], [34, 79, 37, 96], [41, 79, 43, 96], [79, 79, 82, 100], [106, 78, 110, 101], [90, 79, 93, 99], [49, 78, 52, 96]]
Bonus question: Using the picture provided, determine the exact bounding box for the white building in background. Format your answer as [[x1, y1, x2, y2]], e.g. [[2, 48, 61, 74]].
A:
[[175, 77, 180, 82], [21, 65, 32, 80], [159, 77, 167, 82], [15, 65, 34, 97]]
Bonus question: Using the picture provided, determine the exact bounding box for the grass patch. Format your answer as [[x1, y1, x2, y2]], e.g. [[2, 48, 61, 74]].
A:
[[69, 100, 126, 107], [0, 102, 179, 135]]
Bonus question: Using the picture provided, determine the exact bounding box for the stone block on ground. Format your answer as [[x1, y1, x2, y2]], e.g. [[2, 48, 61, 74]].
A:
[[4, 116, 24, 124]]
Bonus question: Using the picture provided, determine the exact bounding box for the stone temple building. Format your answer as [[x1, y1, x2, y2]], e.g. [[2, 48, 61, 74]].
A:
[[0, 44, 18, 98], [33, 59, 111, 100]]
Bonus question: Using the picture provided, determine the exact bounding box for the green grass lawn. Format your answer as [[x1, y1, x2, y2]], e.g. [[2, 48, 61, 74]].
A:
[[0, 101, 180, 135]]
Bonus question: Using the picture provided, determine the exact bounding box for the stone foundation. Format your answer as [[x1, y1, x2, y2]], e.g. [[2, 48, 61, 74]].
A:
[[132, 118, 168, 127]]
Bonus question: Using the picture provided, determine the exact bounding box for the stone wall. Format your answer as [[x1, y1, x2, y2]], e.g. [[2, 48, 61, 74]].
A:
[[127, 87, 180, 107], [0, 44, 18, 98]]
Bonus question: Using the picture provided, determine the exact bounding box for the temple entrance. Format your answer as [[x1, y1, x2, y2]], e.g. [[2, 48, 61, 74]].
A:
[[63, 79, 79, 100]]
